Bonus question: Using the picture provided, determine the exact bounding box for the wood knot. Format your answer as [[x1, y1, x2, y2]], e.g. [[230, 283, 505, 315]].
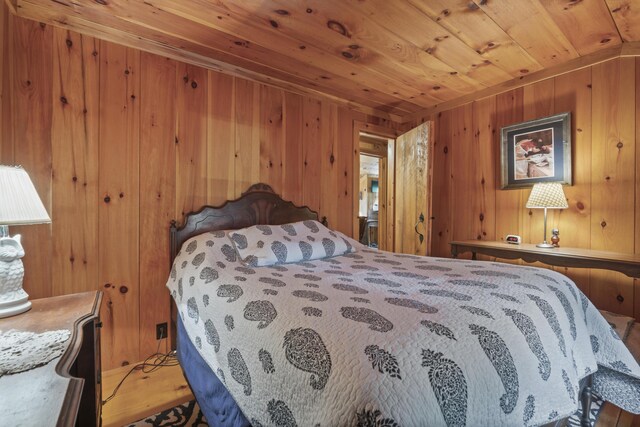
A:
[[481, 177, 485, 185], [121, 361, 129, 367], [342, 51, 354, 59], [327, 20, 348, 37], [477, 234, 482, 240], [433, 86, 441, 90], [65, 39, 73, 48], [306, 8, 313, 13], [349, 44, 360, 50], [443, 146, 448, 154], [183, 75, 189, 83], [329, 154, 335, 164], [191, 81, 198, 89], [130, 94, 136, 100], [124, 69, 130, 75], [601, 38, 611, 44], [479, 213, 484, 221], [60, 96, 68, 104], [269, 19, 279, 28], [467, 2, 479, 10], [442, 9, 450, 16], [69, 256, 75, 263], [617, 294, 624, 303], [616, 141, 623, 149], [299, 45, 306, 49], [104, 195, 111, 203], [274, 9, 289, 15], [95, 0, 107, 4], [104, 283, 111, 288], [600, 220, 607, 228], [520, 69, 529, 74], [119, 285, 128, 294], [605, 176, 611, 180], [72, 176, 78, 182], [119, 192, 124, 198], [449, 71, 457, 75], [576, 201, 585, 210]]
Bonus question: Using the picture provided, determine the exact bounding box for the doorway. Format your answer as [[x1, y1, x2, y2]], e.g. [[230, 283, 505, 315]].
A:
[[352, 121, 433, 256]]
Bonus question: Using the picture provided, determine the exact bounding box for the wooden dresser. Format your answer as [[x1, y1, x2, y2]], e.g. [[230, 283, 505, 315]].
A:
[[0, 291, 102, 426]]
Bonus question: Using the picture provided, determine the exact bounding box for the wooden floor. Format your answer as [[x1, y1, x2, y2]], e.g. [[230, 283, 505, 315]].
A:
[[102, 360, 193, 427], [101, 327, 639, 427]]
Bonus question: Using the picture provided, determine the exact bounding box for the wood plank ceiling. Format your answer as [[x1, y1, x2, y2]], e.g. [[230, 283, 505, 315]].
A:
[[7, 0, 640, 121]]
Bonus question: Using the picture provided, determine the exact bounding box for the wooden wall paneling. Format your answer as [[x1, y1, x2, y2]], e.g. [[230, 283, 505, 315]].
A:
[[282, 92, 303, 204], [336, 108, 354, 236], [636, 56, 640, 320], [494, 89, 524, 258], [0, 0, 13, 162], [50, 29, 99, 296], [207, 72, 235, 206], [98, 42, 141, 368], [430, 111, 452, 258], [553, 68, 592, 296], [320, 103, 338, 225], [605, 0, 640, 42], [590, 58, 635, 316], [302, 97, 322, 214], [520, 79, 555, 247], [139, 52, 176, 356], [11, 19, 52, 299], [234, 78, 260, 197], [176, 63, 207, 217], [450, 103, 475, 257], [259, 84, 284, 195], [385, 137, 395, 251], [472, 97, 497, 249]]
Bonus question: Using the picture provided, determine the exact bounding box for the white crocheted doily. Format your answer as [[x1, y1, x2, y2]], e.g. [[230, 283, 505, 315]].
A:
[[0, 329, 71, 377]]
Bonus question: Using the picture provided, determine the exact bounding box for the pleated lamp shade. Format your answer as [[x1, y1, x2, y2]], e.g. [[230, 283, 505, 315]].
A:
[[0, 165, 51, 225], [525, 182, 568, 209]]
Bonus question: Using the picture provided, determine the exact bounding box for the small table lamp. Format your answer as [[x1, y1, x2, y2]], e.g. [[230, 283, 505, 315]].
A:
[[526, 182, 568, 248], [0, 165, 51, 318]]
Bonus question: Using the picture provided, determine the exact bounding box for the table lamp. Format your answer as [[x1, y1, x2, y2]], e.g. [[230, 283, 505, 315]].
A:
[[525, 182, 568, 248], [0, 165, 51, 318]]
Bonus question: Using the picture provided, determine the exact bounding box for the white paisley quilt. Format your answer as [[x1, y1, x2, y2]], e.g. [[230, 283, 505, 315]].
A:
[[167, 229, 640, 427]]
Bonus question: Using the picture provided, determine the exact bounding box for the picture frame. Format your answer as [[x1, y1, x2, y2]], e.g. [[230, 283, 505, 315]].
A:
[[500, 112, 571, 189]]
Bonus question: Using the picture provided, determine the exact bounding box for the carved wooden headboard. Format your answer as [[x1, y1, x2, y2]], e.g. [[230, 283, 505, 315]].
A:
[[169, 183, 324, 265]]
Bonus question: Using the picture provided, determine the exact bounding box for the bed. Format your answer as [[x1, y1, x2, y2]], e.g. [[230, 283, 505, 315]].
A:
[[167, 184, 640, 427]]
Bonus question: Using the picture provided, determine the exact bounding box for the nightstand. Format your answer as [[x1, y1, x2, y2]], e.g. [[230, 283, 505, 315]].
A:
[[0, 291, 102, 426]]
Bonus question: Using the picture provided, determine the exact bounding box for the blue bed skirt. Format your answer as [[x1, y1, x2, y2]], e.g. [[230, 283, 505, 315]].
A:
[[176, 316, 251, 427]]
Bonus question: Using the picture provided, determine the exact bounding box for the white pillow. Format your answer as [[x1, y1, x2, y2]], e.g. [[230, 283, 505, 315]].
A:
[[229, 220, 355, 267]]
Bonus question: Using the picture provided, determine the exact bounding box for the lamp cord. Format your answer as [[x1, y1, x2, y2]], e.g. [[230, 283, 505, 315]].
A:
[[102, 332, 179, 405]]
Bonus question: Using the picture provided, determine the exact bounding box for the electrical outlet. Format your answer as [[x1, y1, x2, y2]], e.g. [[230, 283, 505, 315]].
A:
[[156, 322, 168, 340]]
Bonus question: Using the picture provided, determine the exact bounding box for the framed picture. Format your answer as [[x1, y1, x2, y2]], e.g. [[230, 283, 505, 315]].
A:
[[500, 112, 571, 189]]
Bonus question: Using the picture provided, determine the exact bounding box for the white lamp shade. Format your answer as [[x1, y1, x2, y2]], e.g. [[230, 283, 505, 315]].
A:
[[0, 165, 51, 225], [525, 182, 568, 209]]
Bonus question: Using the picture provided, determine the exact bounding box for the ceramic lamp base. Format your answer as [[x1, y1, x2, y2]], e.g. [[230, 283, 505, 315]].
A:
[[0, 295, 31, 318]]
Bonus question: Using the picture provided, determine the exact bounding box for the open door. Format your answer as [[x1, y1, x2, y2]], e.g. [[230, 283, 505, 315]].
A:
[[394, 122, 433, 256]]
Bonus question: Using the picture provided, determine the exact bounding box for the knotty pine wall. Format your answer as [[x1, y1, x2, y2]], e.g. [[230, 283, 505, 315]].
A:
[[0, 11, 402, 369], [417, 57, 640, 321]]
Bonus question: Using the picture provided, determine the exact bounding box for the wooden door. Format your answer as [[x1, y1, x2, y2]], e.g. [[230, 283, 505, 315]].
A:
[[394, 122, 433, 255]]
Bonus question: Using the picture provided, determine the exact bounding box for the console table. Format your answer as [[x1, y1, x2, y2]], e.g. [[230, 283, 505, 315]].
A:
[[450, 240, 640, 279]]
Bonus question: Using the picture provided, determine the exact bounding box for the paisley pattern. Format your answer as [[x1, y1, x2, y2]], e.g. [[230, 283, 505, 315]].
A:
[[528, 294, 567, 357], [421, 349, 467, 427], [228, 348, 251, 395], [470, 324, 519, 414], [283, 328, 332, 390], [548, 285, 577, 340], [168, 227, 640, 427], [384, 297, 438, 314], [244, 300, 277, 329], [259, 349, 275, 374], [504, 308, 550, 380], [421, 320, 456, 340], [268, 400, 298, 427], [340, 307, 394, 332], [217, 284, 243, 303], [204, 319, 220, 352], [355, 409, 400, 427], [364, 345, 401, 379]]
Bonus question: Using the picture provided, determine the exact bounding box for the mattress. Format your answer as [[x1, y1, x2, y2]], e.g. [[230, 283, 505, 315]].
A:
[[168, 229, 640, 426]]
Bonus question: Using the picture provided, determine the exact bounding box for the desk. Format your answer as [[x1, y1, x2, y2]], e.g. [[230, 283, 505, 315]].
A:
[[450, 240, 640, 279]]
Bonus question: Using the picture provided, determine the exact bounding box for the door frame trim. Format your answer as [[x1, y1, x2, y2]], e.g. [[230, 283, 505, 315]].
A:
[[352, 121, 400, 246]]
